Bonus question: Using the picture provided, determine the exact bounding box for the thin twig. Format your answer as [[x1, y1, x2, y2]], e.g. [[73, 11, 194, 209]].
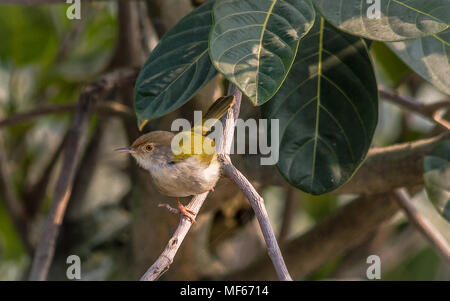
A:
[[219, 155, 292, 281], [394, 188, 450, 263], [28, 96, 91, 281], [0, 67, 137, 129], [23, 130, 69, 218], [27, 68, 137, 281], [0, 101, 133, 128], [223, 192, 400, 280], [379, 87, 450, 130]]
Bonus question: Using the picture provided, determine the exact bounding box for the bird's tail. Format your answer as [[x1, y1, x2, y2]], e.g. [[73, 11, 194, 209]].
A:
[[193, 95, 235, 135]]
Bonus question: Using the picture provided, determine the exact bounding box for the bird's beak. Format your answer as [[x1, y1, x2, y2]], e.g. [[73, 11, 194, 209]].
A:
[[114, 147, 135, 154]]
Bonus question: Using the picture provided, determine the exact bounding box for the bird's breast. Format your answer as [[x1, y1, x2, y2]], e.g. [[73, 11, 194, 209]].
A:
[[148, 155, 220, 197]]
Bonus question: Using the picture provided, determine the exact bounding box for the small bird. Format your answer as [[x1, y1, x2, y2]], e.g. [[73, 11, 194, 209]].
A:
[[115, 95, 235, 222]]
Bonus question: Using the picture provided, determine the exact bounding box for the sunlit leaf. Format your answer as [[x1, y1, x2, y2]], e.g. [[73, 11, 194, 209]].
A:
[[312, 0, 450, 41], [262, 17, 378, 195], [389, 28, 450, 95], [209, 0, 315, 105], [134, 1, 217, 125]]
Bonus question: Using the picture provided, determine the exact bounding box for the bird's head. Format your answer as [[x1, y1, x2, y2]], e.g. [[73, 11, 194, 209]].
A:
[[115, 131, 175, 170]]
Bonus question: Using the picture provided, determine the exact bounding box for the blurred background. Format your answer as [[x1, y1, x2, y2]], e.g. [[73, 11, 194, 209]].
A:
[[0, 0, 449, 280]]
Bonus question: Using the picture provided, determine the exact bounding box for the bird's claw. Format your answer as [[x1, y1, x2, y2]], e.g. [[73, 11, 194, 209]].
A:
[[177, 198, 196, 223]]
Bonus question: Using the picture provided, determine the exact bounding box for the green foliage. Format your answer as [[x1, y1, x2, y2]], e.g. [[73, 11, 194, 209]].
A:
[[0, 201, 24, 260], [384, 248, 443, 280], [209, 0, 315, 105], [128, 0, 448, 194], [134, 0, 218, 126], [312, 0, 450, 41], [424, 140, 450, 222], [389, 28, 450, 95], [262, 18, 378, 194], [0, 6, 58, 66]]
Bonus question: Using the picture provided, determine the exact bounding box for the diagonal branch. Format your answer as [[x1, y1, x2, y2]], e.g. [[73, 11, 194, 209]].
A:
[[394, 188, 450, 263], [223, 192, 400, 280], [219, 155, 292, 281], [28, 68, 137, 281], [28, 95, 91, 281], [379, 87, 450, 130]]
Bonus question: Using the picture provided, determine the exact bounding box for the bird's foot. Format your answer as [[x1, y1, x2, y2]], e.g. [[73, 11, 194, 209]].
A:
[[176, 198, 196, 223], [158, 200, 196, 223]]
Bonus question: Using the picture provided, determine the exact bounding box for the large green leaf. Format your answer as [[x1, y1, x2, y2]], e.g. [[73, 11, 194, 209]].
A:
[[424, 139, 450, 222], [312, 0, 450, 41], [134, 1, 218, 126], [388, 28, 450, 95], [209, 0, 315, 105], [262, 17, 378, 195]]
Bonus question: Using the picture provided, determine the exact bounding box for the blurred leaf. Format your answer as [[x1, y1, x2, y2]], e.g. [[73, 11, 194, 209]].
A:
[[424, 139, 450, 222], [0, 6, 58, 65], [312, 0, 450, 41], [134, 1, 218, 125], [385, 248, 443, 280], [262, 18, 378, 195], [370, 41, 411, 86], [302, 193, 338, 221], [209, 0, 315, 105], [57, 8, 117, 81], [0, 201, 24, 260], [388, 28, 450, 95]]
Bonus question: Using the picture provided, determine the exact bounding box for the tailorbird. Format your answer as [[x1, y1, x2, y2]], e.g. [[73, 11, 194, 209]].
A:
[[115, 95, 235, 222]]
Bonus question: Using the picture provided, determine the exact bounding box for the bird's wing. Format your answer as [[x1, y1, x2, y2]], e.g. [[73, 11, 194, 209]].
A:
[[171, 131, 215, 165], [192, 95, 235, 135]]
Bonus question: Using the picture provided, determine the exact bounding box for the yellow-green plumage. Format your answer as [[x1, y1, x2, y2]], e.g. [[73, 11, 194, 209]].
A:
[[171, 95, 235, 163], [120, 95, 235, 198]]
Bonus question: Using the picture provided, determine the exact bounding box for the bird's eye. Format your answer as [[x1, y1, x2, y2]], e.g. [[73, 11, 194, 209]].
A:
[[145, 144, 153, 152]]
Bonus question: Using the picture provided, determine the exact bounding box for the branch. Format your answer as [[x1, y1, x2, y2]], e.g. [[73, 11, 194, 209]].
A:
[[0, 101, 134, 128], [219, 155, 292, 281], [28, 96, 91, 281], [335, 132, 450, 195], [394, 188, 450, 262], [379, 87, 450, 130], [224, 192, 400, 280], [23, 130, 69, 218], [27, 68, 136, 281], [0, 67, 137, 129]]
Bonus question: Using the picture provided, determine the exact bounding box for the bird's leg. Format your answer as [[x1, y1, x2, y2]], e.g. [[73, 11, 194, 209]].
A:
[[177, 198, 196, 223]]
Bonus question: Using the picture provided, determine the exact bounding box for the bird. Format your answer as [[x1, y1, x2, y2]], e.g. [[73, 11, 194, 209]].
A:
[[115, 95, 235, 222]]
